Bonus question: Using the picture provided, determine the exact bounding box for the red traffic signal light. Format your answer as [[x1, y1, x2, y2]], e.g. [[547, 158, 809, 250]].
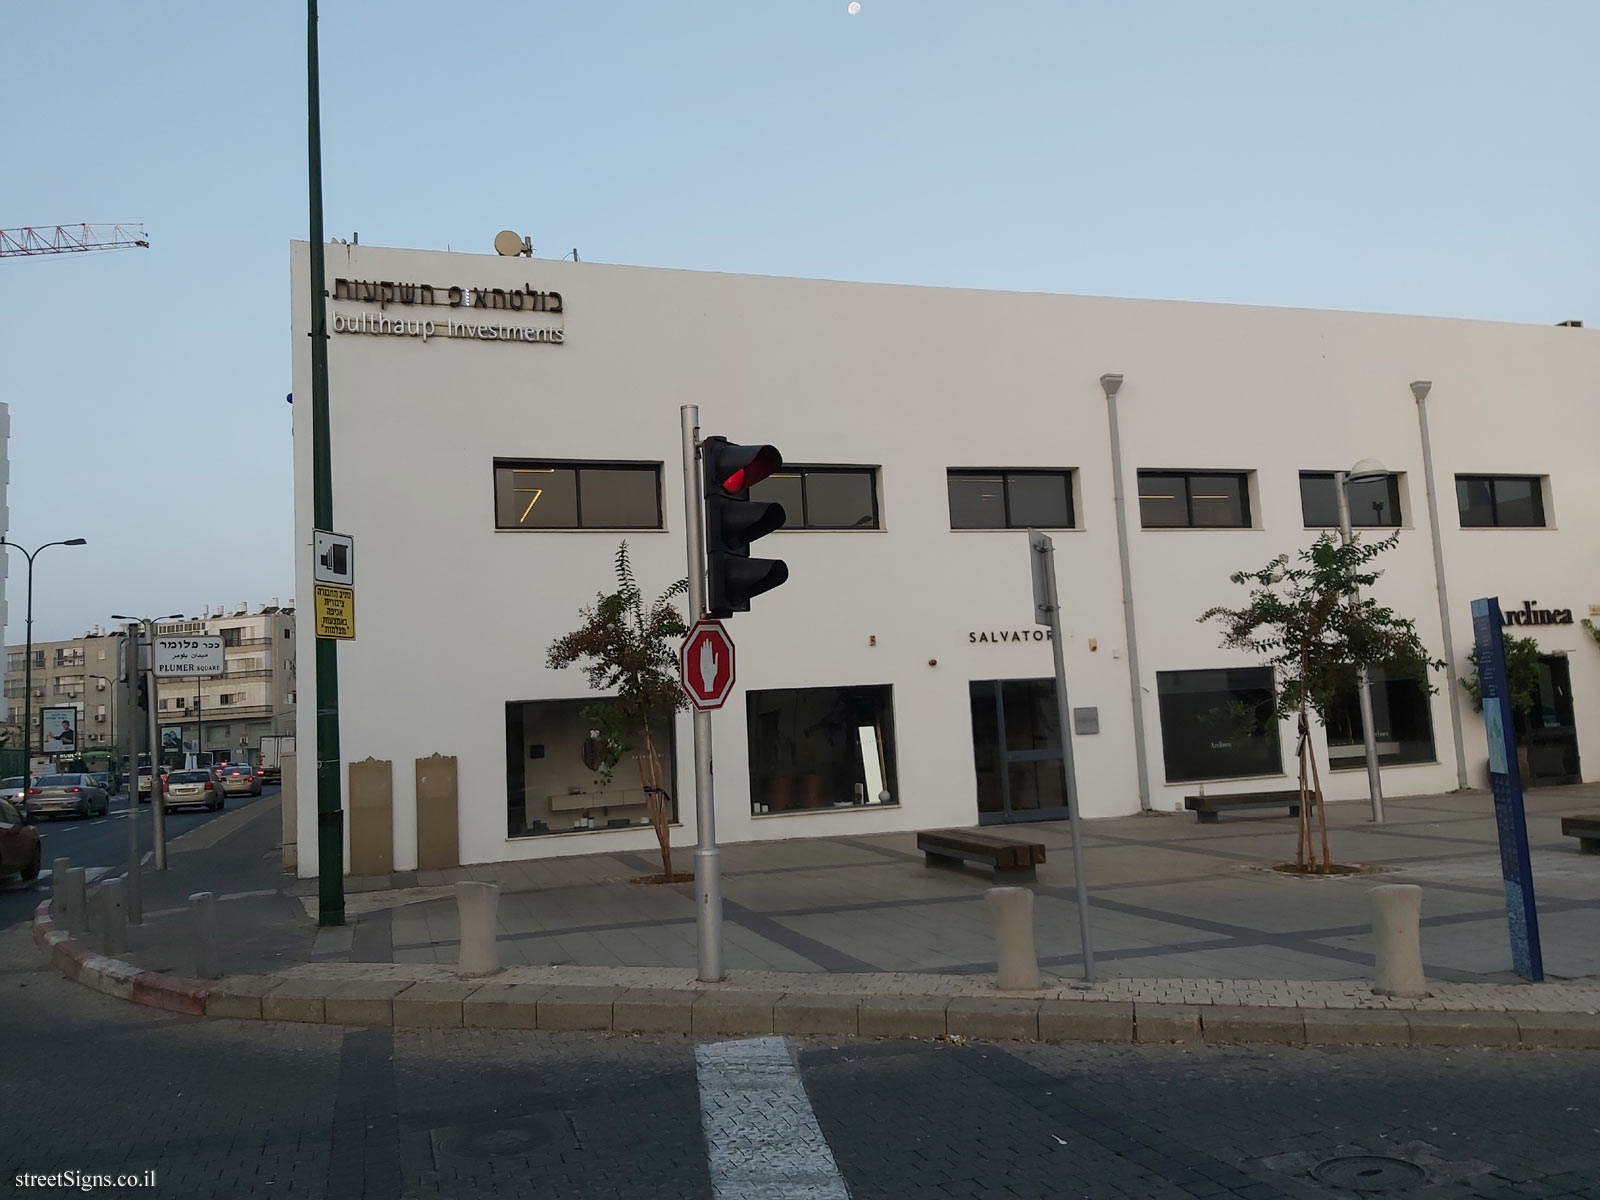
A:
[[703, 437, 789, 617]]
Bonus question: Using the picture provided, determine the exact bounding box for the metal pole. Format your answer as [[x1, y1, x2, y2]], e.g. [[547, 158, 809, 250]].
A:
[[1032, 532, 1095, 982], [681, 404, 722, 982], [22, 549, 33, 775], [145, 620, 167, 868], [123, 624, 142, 922], [1336, 473, 1385, 823], [308, 0, 344, 926], [1412, 381, 1469, 791], [1100, 374, 1152, 812]]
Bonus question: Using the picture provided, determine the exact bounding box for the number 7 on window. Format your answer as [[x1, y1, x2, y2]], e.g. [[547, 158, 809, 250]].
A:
[[512, 469, 555, 524]]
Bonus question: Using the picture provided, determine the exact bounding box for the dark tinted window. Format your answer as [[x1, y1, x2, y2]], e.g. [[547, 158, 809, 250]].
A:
[[1138, 472, 1251, 529], [493, 461, 661, 530], [745, 684, 897, 813], [750, 467, 878, 530], [168, 771, 210, 783], [1136, 473, 1190, 528], [1, 777, 24, 789], [1455, 475, 1545, 528], [947, 470, 1073, 529], [35, 775, 78, 787], [1300, 472, 1402, 528], [1156, 668, 1281, 782], [1326, 666, 1436, 768]]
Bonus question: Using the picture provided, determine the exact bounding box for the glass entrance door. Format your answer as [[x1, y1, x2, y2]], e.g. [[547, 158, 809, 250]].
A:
[[1517, 655, 1581, 786], [970, 679, 1070, 824]]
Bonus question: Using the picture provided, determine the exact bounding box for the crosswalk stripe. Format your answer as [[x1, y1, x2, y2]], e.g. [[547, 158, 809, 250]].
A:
[[695, 1037, 849, 1200]]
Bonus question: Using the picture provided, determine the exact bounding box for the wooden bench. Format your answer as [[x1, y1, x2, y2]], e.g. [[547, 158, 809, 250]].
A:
[[917, 829, 1046, 881], [1561, 817, 1600, 855], [1184, 790, 1303, 824]]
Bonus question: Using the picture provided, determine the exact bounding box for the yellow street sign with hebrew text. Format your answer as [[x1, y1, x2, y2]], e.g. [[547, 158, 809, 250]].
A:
[[314, 584, 356, 640]]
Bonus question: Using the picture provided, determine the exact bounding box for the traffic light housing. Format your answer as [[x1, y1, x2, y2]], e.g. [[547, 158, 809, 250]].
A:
[[136, 675, 149, 711], [703, 436, 789, 617]]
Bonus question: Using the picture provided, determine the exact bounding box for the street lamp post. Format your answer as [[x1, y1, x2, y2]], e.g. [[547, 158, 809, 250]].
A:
[[112, 613, 183, 878], [1334, 460, 1389, 824], [1, 539, 87, 774]]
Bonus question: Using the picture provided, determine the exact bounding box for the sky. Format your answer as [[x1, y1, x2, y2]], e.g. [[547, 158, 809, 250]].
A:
[[3, 1, 1595, 644]]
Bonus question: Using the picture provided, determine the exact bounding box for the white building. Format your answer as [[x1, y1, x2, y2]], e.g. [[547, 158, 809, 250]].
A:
[[290, 241, 1598, 878]]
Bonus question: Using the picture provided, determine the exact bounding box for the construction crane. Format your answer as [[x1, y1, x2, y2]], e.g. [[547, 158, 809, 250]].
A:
[[0, 223, 149, 258]]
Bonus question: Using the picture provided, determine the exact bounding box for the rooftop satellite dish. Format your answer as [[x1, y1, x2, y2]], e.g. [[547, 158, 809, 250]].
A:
[[494, 229, 531, 257]]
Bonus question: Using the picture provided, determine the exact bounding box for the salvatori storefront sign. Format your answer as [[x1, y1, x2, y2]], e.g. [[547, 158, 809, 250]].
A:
[[969, 629, 1053, 643], [330, 277, 564, 346], [1502, 600, 1574, 627]]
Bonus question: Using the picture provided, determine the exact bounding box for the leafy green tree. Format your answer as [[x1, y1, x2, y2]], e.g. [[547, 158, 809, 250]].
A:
[[1461, 633, 1541, 719], [1201, 533, 1441, 873], [547, 542, 689, 880]]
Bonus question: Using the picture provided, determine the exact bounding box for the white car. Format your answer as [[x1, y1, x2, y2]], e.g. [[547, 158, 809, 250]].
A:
[[0, 777, 28, 805]]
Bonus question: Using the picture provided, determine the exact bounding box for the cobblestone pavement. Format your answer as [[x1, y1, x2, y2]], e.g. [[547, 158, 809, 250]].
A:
[[6, 926, 1599, 1200]]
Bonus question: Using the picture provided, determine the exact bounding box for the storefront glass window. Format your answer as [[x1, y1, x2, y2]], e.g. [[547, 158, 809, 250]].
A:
[[504, 698, 676, 836], [746, 684, 898, 813], [1156, 667, 1281, 782], [1325, 667, 1436, 769]]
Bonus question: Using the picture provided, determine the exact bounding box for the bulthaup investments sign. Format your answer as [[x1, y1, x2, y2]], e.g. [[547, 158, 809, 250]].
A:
[[1470, 597, 1544, 981]]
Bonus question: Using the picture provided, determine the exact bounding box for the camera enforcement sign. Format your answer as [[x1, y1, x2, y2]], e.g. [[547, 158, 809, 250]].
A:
[[313, 529, 356, 639]]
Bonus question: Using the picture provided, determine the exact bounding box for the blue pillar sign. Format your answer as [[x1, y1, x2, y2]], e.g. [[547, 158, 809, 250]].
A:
[[1469, 597, 1544, 981]]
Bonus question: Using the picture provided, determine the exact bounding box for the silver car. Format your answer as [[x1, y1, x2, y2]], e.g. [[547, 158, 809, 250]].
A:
[[0, 776, 28, 806], [163, 769, 223, 812], [25, 772, 110, 820]]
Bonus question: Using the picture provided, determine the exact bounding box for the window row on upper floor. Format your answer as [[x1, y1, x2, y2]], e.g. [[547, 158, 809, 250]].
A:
[[489, 459, 1553, 534]]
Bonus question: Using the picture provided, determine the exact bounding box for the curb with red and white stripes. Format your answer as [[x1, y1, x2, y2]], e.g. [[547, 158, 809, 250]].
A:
[[31, 899, 210, 1017]]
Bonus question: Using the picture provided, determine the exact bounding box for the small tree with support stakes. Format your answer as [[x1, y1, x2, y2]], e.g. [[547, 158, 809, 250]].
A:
[[547, 542, 691, 883], [1200, 533, 1441, 874]]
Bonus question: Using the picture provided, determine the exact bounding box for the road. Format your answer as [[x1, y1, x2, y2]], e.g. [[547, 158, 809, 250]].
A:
[[0, 785, 279, 930], [3, 922, 1598, 1198]]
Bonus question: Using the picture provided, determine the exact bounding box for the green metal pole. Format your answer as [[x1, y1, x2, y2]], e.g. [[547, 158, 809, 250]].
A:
[[308, 0, 344, 927], [22, 549, 34, 777]]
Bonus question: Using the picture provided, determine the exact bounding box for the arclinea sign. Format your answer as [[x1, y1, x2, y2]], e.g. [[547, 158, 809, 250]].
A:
[[330, 276, 564, 347]]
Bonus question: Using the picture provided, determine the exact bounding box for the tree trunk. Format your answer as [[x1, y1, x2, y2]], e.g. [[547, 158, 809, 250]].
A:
[[636, 729, 673, 878], [1307, 725, 1331, 872], [1295, 711, 1311, 871]]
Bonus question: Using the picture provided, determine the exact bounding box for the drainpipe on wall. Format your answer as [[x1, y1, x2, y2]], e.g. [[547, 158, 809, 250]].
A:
[[1101, 373, 1153, 813], [1412, 380, 1471, 791]]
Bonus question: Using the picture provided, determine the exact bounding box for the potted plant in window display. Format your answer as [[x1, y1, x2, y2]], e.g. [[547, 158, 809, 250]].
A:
[[1460, 633, 1541, 786], [1201, 533, 1442, 875], [547, 542, 692, 883]]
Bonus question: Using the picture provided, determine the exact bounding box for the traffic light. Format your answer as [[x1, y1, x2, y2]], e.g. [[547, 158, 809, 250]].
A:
[[703, 436, 789, 617], [136, 675, 149, 711]]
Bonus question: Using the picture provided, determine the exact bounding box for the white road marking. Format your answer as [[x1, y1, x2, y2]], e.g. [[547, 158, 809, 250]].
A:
[[695, 1037, 850, 1200]]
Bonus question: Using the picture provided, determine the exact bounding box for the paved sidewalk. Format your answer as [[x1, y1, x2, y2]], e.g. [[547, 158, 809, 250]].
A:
[[48, 782, 1600, 1035], [305, 784, 1600, 986]]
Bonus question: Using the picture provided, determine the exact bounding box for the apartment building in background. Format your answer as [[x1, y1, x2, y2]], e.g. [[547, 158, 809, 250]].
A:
[[3, 602, 296, 763], [3, 627, 129, 757], [152, 602, 297, 762]]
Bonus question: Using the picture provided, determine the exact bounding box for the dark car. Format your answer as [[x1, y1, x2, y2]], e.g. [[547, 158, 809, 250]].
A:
[[0, 798, 41, 880]]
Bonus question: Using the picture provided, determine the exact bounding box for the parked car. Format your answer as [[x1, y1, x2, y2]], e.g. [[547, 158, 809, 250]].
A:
[[219, 763, 263, 797], [0, 798, 41, 881], [25, 773, 111, 820], [163, 769, 223, 812], [137, 763, 171, 801], [0, 777, 29, 805]]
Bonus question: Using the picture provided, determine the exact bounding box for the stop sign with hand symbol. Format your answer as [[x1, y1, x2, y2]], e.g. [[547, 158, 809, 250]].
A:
[[679, 620, 736, 711]]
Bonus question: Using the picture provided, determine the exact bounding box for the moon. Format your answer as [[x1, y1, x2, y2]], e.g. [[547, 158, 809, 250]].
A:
[[847, 2, 860, 12]]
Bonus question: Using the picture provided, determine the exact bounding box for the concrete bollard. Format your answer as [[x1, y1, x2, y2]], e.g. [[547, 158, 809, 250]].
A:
[[455, 881, 501, 978], [986, 886, 1043, 991], [98, 878, 128, 956], [189, 892, 219, 980], [50, 858, 72, 924], [1371, 884, 1427, 998], [60, 867, 89, 934]]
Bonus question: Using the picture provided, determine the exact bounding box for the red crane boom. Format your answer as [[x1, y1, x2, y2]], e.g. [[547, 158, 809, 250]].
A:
[[0, 223, 149, 257]]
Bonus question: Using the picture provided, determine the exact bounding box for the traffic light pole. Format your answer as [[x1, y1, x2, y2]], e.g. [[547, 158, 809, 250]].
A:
[[681, 404, 723, 982], [144, 621, 167, 870], [123, 622, 142, 922]]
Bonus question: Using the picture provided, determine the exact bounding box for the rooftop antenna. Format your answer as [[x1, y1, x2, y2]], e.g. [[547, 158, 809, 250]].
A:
[[494, 230, 533, 257]]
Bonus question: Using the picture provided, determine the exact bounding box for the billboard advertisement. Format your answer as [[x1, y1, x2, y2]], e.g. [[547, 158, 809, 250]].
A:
[[41, 706, 79, 755]]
